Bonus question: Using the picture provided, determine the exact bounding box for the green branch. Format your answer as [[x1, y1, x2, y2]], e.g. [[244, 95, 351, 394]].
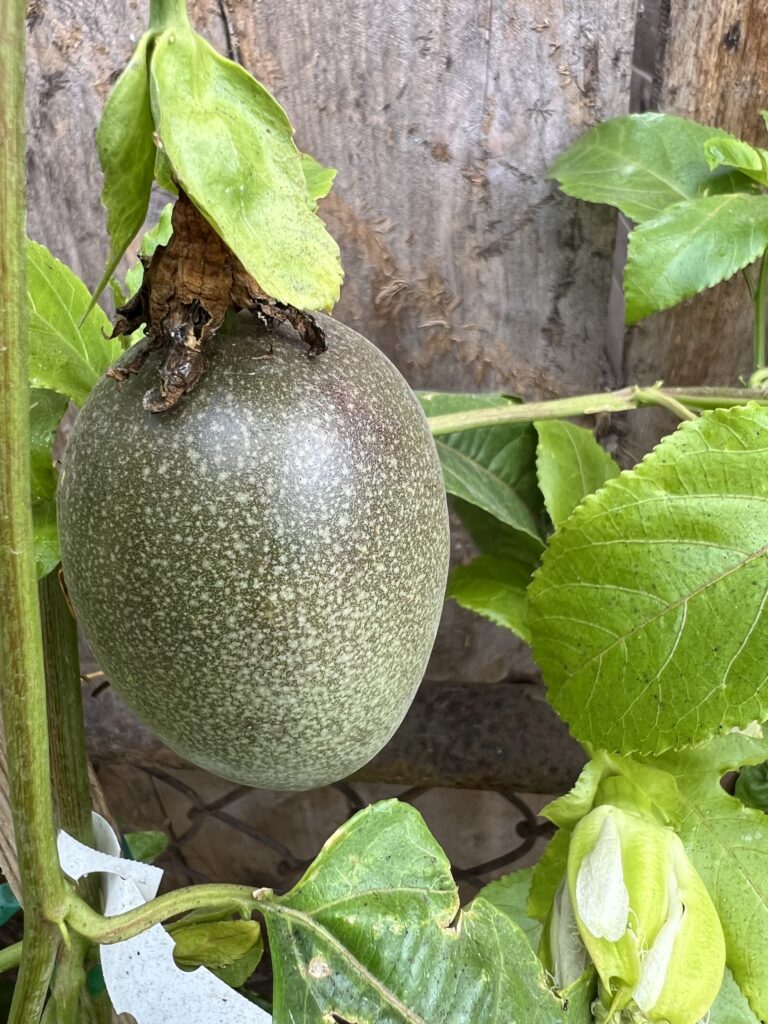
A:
[[66, 884, 263, 944], [0, 942, 23, 974], [427, 385, 768, 436], [0, 0, 67, 1020]]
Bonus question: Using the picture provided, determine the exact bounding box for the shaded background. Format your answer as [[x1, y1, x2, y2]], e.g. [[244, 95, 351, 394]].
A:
[[20, 0, 768, 904]]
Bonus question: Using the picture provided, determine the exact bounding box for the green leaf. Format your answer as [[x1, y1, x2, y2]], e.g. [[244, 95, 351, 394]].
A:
[[476, 868, 542, 949], [29, 388, 68, 578], [450, 498, 544, 566], [150, 26, 342, 310], [550, 113, 759, 223], [419, 392, 546, 546], [735, 759, 768, 812], [124, 201, 174, 299], [92, 32, 157, 307], [211, 935, 264, 989], [447, 555, 532, 641], [27, 241, 121, 406], [528, 827, 570, 925], [650, 732, 768, 1020], [0, 885, 20, 928], [559, 969, 597, 1023], [528, 406, 768, 755], [624, 193, 768, 323], [709, 968, 762, 1024], [705, 135, 768, 187], [123, 830, 168, 864], [262, 800, 569, 1023], [534, 421, 618, 529], [171, 919, 262, 970], [301, 153, 336, 206]]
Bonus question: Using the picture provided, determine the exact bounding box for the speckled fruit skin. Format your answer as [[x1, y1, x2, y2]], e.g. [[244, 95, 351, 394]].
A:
[[58, 313, 449, 790]]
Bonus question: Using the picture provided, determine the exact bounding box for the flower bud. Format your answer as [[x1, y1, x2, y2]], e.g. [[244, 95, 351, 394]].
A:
[[566, 804, 724, 1024]]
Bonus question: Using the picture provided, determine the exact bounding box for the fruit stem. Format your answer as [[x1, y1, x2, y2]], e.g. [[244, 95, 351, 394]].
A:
[[0, 0, 68, 1020], [427, 385, 768, 435], [66, 884, 262, 944]]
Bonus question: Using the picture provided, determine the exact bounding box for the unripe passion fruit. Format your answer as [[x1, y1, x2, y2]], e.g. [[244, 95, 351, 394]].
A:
[[58, 314, 449, 789]]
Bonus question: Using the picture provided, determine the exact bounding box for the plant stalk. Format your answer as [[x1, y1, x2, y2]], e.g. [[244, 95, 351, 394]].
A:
[[426, 385, 768, 436], [0, 942, 23, 974], [40, 573, 108, 1024], [0, 1, 67, 1020], [149, 0, 190, 31], [40, 572, 98, 895], [66, 884, 262, 944], [753, 251, 768, 372]]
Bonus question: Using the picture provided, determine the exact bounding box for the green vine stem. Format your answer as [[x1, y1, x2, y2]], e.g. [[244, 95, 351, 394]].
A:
[[66, 884, 262, 944], [40, 572, 107, 1024], [0, 943, 23, 974], [0, 1, 67, 1020], [149, 0, 190, 31], [40, 573, 98, 896], [753, 251, 768, 372], [427, 385, 768, 437]]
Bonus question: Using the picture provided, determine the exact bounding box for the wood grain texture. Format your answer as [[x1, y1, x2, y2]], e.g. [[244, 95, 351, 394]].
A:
[[25, 0, 637, 684], [624, 0, 768, 455]]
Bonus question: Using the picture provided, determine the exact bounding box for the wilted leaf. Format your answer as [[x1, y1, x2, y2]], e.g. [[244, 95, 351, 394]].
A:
[[27, 241, 121, 406], [92, 32, 157, 306], [550, 113, 758, 223], [534, 420, 618, 529], [150, 27, 342, 310], [624, 193, 768, 323], [529, 407, 768, 755]]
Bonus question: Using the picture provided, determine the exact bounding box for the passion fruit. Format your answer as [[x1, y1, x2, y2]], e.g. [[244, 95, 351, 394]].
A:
[[58, 314, 449, 789]]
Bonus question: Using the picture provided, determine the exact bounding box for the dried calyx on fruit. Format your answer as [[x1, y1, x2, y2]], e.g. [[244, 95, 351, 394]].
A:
[[107, 190, 326, 412], [91, 0, 343, 412]]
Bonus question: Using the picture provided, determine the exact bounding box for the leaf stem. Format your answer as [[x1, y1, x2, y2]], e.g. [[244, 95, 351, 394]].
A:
[[427, 385, 768, 436], [0, 0, 67, 1019], [754, 250, 768, 372], [0, 942, 23, 973], [66, 884, 261, 945], [635, 387, 697, 422]]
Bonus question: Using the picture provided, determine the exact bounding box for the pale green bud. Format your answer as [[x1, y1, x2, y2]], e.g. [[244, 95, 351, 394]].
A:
[[548, 879, 589, 990], [566, 804, 725, 1024]]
